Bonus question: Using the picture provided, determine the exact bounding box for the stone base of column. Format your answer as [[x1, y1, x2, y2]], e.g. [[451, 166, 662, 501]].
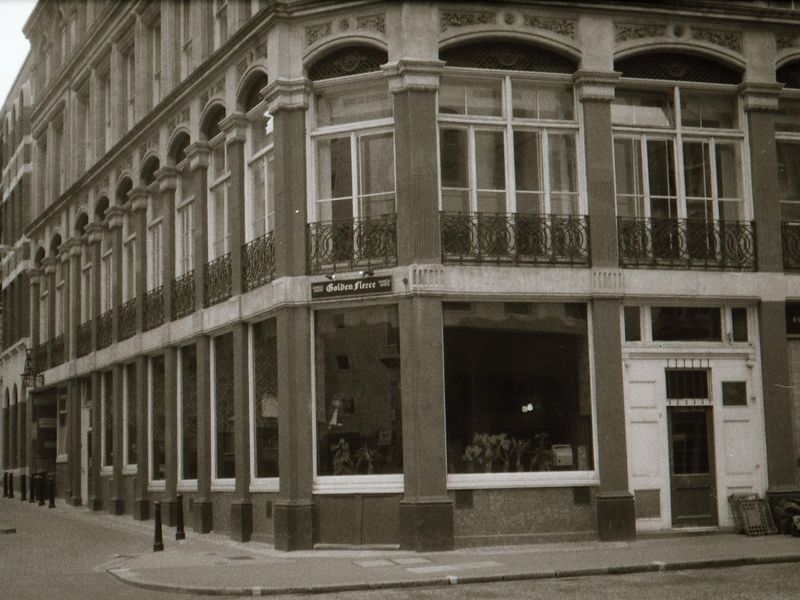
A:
[[88, 495, 103, 511], [193, 499, 213, 533], [163, 499, 178, 527], [68, 495, 82, 507], [274, 501, 313, 551], [766, 486, 800, 533], [596, 492, 636, 541], [230, 501, 253, 543], [398, 500, 454, 551], [110, 498, 125, 516], [133, 498, 150, 521]]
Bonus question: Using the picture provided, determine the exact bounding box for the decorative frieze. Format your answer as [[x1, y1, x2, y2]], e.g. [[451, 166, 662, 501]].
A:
[[691, 27, 742, 52], [440, 11, 496, 32], [777, 33, 800, 50], [591, 270, 625, 296], [306, 22, 331, 45], [522, 14, 576, 39], [200, 77, 226, 109], [357, 14, 385, 34], [167, 108, 190, 139], [615, 22, 667, 42]]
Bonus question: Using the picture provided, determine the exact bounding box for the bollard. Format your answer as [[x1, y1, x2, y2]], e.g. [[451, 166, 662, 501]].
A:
[[175, 494, 185, 541], [20, 474, 26, 501], [28, 474, 35, 503], [2, 472, 6, 497], [48, 476, 55, 509], [8, 473, 12, 499], [38, 474, 45, 506], [153, 501, 164, 552]]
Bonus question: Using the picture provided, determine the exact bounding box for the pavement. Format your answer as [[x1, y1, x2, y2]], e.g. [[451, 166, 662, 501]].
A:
[[6, 497, 800, 597]]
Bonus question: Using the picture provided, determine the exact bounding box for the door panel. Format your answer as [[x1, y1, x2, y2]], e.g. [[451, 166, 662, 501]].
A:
[[669, 407, 717, 527]]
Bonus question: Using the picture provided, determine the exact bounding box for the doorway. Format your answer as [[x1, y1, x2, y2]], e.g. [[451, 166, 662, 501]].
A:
[[668, 406, 717, 527]]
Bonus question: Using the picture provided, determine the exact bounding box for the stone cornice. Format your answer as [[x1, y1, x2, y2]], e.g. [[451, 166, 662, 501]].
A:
[[85, 222, 105, 244], [383, 59, 446, 93], [221, 113, 249, 143], [573, 70, 622, 103], [41, 256, 58, 274], [186, 142, 211, 170], [105, 206, 125, 229], [155, 166, 178, 192], [264, 78, 311, 114], [739, 82, 784, 112]]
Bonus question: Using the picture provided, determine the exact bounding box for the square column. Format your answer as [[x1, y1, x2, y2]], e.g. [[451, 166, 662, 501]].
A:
[[163, 346, 179, 525], [88, 370, 102, 511], [86, 223, 104, 351], [194, 335, 213, 532], [110, 364, 125, 515], [186, 143, 210, 311], [133, 354, 150, 520], [155, 169, 177, 322], [68, 379, 82, 506], [231, 322, 252, 542], [221, 114, 247, 296]]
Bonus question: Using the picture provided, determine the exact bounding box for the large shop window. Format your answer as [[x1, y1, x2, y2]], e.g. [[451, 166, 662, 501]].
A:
[[314, 306, 402, 485], [251, 319, 278, 482], [438, 76, 579, 215], [124, 363, 137, 467], [179, 344, 198, 482], [213, 333, 235, 481], [102, 370, 113, 470], [444, 302, 594, 482], [149, 355, 166, 482]]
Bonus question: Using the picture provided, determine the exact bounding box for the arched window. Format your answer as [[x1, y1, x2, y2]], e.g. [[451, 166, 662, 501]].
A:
[[202, 104, 230, 258], [116, 177, 136, 302], [170, 132, 194, 276], [142, 157, 163, 290]]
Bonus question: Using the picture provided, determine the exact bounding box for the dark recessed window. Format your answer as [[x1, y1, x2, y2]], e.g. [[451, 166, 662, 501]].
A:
[[722, 381, 747, 407], [731, 308, 748, 342], [652, 307, 721, 342], [624, 306, 641, 342], [666, 369, 708, 400]]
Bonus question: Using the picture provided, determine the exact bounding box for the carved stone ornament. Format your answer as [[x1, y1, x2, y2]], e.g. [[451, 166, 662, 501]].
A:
[[691, 27, 742, 52], [615, 22, 667, 43], [340, 19, 350, 31], [777, 33, 799, 50], [522, 14, 577, 39], [306, 22, 332, 45], [440, 11, 496, 32], [356, 14, 385, 34]]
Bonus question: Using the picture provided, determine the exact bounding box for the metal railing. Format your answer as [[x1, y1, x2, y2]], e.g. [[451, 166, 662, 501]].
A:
[[33, 342, 48, 373], [440, 212, 590, 266], [96, 309, 113, 350], [50, 334, 65, 368], [204, 253, 232, 307], [782, 222, 800, 272], [307, 215, 397, 274], [76, 320, 93, 358], [618, 217, 756, 271], [143, 286, 164, 331], [118, 299, 137, 341], [242, 232, 276, 291], [172, 271, 195, 320]]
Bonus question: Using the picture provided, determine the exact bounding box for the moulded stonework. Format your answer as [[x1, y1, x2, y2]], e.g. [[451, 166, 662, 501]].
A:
[[521, 14, 577, 39], [614, 22, 667, 42], [167, 108, 190, 139], [236, 42, 268, 76], [691, 27, 742, 52], [777, 33, 799, 50], [440, 11, 496, 32], [356, 14, 385, 34], [305, 22, 332, 45]]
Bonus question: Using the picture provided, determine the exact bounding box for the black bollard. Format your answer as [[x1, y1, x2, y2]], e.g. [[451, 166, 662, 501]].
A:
[[20, 474, 26, 501], [8, 473, 13, 499], [28, 474, 35, 503], [153, 501, 164, 552], [2, 472, 7, 497], [48, 476, 55, 508], [38, 474, 45, 506], [175, 494, 185, 541]]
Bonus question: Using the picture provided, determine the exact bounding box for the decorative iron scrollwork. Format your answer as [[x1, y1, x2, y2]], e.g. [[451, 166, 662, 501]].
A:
[[782, 222, 800, 272], [440, 212, 590, 266], [50, 334, 65, 367], [242, 232, 275, 291], [618, 217, 756, 271], [143, 286, 164, 331], [76, 320, 93, 358], [96, 309, 113, 350], [118, 299, 137, 341], [204, 253, 232, 307], [172, 271, 195, 320], [307, 214, 397, 274]]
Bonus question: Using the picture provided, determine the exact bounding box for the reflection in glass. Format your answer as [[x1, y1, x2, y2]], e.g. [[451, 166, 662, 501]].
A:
[[180, 345, 197, 480], [214, 333, 235, 479], [253, 319, 278, 479]]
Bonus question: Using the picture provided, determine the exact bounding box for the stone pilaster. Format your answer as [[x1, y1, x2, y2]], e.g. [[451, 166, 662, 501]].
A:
[[186, 143, 210, 310], [88, 370, 102, 511], [155, 168, 177, 322], [194, 334, 213, 532], [133, 354, 150, 520], [106, 206, 125, 343], [110, 363, 125, 515], [231, 322, 252, 542], [221, 113, 248, 296], [65, 238, 83, 360], [163, 346, 178, 526], [68, 379, 82, 506], [86, 223, 104, 352]]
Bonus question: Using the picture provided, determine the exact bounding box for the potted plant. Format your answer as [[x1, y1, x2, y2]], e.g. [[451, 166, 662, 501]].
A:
[[330, 438, 354, 475], [462, 434, 487, 472], [510, 437, 530, 472], [530, 432, 554, 471], [354, 443, 377, 474]]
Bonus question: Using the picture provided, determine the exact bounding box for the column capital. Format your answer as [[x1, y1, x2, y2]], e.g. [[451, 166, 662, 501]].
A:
[[105, 206, 126, 230], [264, 78, 311, 114], [221, 113, 249, 143], [85, 222, 105, 244], [383, 59, 445, 93], [739, 82, 783, 112], [41, 256, 58, 274], [129, 193, 148, 214], [29, 268, 42, 286], [128, 186, 149, 206], [185, 142, 211, 169], [155, 166, 178, 191], [574, 70, 621, 103], [62, 237, 84, 259]]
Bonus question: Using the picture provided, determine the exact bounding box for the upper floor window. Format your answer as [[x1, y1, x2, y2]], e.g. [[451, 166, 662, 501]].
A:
[[213, 0, 228, 49], [209, 136, 230, 257], [246, 112, 274, 240], [180, 0, 193, 79], [149, 18, 162, 107], [148, 199, 163, 290], [176, 161, 194, 275], [776, 98, 800, 221], [123, 45, 136, 131]]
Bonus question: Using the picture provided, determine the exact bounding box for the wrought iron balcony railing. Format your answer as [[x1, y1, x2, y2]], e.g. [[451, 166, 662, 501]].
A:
[[96, 309, 113, 350], [143, 286, 164, 331], [307, 215, 397, 274], [242, 232, 275, 291], [76, 320, 93, 358], [118, 298, 137, 341], [33, 342, 48, 373], [50, 334, 65, 367], [617, 217, 756, 271], [440, 212, 590, 266], [782, 222, 800, 272], [204, 253, 232, 307], [172, 270, 195, 320]]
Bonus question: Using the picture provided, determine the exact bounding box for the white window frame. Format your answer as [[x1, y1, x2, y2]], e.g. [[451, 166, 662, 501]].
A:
[[56, 389, 68, 462], [213, 0, 228, 49], [80, 259, 92, 324], [210, 335, 235, 490], [248, 323, 278, 492], [774, 94, 800, 219], [177, 345, 198, 491], [207, 135, 230, 258], [100, 371, 113, 475], [150, 19, 161, 106], [123, 218, 136, 302], [122, 363, 137, 474], [180, 0, 193, 80], [147, 199, 163, 290], [437, 71, 585, 216], [611, 83, 751, 222], [175, 161, 195, 276], [124, 44, 136, 131], [54, 265, 64, 335], [147, 357, 165, 489], [245, 106, 274, 241], [39, 289, 48, 341]]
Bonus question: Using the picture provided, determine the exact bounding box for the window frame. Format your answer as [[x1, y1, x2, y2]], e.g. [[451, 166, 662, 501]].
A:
[[244, 104, 274, 241], [175, 160, 195, 276], [147, 356, 166, 490], [177, 344, 198, 491], [775, 93, 800, 220], [248, 320, 279, 491], [210, 333, 236, 490], [147, 198, 164, 290], [207, 133, 231, 259], [620, 304, 755, 347]]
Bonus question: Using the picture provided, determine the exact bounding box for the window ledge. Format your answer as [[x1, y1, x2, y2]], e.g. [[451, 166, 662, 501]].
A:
[[148, 480, 166, 492], [56, 453, 68, 464], [122, 465, 138, 476], [447, 471, 599, 490], [313, 475, 403, 495], [210, 479, 236, 492], [177, 480, 198, 493], [249, 478, 279, 493], [100, 466, 113, 476]]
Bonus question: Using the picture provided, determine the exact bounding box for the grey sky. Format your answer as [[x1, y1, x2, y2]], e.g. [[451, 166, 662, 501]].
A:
[[0, 0, 37, 102]]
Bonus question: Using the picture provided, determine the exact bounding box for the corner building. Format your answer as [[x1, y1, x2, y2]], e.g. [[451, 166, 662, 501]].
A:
[[2, 0, 800, 550]]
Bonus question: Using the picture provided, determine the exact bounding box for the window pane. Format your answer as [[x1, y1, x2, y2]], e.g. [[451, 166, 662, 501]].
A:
[[647, 139, 676, 200], [126, 364, 137, 465], [549, 133, 577, 204], [440, 128, 469, 211], [475, 130, 505, 212], [731, 308, 748, 342], [624, 306, 641, 342], [104, 371, 114, 467], [514, 130, 542, 213], [439, 77, 502, 117], [670, 409, 710, 475], [250, 155, 266, 238], [722, 381, 747, 406], [511, 80, 573, 120], [316, 81, 391, 127], [776, 99, 800, 133], [681, 92, 738, 129], [683, 141, 712, 199], [359, 132, 395, 216], [150, 357, 165, 480], [777, 142, 800, 205], [316, 137, 352, 203], [315, 305, 402, 476], [180, 345, 197, 480], [212, 144, 225, 179], [612, 92, 673, 127], [651, 307, 722, 341], [253, 319, 278, 479], [715, 143, 741, 200], [214, 333, 235, 479], [444, 302, 593, 474], [614, 138, 644, 217]]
